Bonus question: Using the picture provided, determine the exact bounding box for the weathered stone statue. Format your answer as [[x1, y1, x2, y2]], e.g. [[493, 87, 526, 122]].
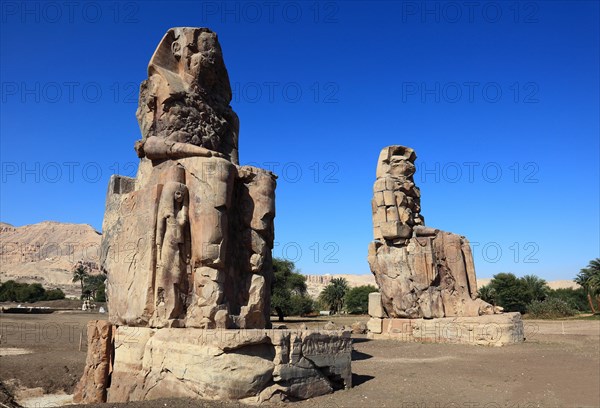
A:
[[74, 27, 351, 404], [101, 28, 275, 330], [366, 146, 524, 346], [135, 27, 239, 163], [368, 146, 497, 318]]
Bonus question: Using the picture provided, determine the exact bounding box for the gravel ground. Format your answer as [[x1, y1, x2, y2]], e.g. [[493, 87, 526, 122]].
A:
[[1, 312, 598, 407]]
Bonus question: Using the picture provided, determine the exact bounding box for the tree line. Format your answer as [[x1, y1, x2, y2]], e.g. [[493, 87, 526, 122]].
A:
[[5, 257, 597, 320], [270, 258, 377, 320], [478, 258, 600, 318], [0, 281, 65, 303]]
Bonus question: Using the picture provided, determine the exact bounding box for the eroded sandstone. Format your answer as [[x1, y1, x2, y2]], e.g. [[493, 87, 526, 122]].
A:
[[75, 27, 351, 404], [106, 326, 351, 403], [368, 146, 499, 318]]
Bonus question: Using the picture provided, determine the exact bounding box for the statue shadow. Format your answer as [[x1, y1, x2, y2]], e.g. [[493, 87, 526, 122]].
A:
[[352, 373, 375, 386], [351, 349, 373, 361]]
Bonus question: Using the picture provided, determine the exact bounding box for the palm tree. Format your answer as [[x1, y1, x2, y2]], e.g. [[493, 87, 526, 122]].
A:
[[319, 277, 349, 315], [575, 258, 600, 314], [84, 274, 107, 300], [72, 264, 89, 300], [521, 275, 550, 303]]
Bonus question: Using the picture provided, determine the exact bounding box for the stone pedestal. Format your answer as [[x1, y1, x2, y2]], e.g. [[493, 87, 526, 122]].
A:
[[367, 291, 524, 346], [367, 313, 525, 346], [77, 323, 352, 404]]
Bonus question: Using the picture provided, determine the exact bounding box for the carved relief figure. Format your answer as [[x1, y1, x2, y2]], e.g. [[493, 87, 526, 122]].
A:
[[102, 27, 276, 331], [154, 181, 191, 326]]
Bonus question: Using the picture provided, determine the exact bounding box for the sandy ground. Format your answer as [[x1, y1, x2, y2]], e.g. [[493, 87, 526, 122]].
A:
[[0, 312, 598, 407]]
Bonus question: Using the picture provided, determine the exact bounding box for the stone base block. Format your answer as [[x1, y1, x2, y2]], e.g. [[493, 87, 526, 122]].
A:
[[367, 312, 524, 347], [73, 320, 114, 404], [368, 292, 385, 318], [367, 317, 383, 334], [101, 326, 351, 403]]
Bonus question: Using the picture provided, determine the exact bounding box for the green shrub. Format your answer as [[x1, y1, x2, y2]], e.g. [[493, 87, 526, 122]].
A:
[[527, 298, 576, 319], [0, 280, 19, 301], [478, 284, 496, 304], [44, 288, 66, 301], [0, 280, 64, 302], [289, 294, 314, 316], [345, 285, 378, 314], [548, 288, 590, 312], [487, 273, 531, 313], [12, 282, 45, 303]]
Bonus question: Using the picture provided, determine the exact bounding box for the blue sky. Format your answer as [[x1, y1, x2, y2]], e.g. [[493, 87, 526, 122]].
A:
[[1, 1, 598, 280]]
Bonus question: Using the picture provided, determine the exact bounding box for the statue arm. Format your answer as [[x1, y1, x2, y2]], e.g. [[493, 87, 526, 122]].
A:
[[136, 136, 226, 160]]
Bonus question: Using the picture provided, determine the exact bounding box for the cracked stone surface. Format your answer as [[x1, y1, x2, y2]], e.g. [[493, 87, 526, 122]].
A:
[[106, 326, 352, 403], [101, 28, 276, 330], [76, 27, 352, 404], [368, 146, 499, 318], [72, 321, 114, 404], [135, 27, 240, 164]]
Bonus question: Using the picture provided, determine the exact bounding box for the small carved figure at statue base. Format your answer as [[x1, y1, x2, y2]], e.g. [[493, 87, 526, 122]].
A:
[[75, 27, 352, 404]]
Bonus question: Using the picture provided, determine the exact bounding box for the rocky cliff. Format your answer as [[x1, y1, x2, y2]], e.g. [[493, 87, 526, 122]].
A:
[[0, 221, 102, 296]]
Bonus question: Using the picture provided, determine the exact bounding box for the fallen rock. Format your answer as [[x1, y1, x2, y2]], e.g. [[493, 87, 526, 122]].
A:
[[323, 321, 337, 331], [351, 321, 368, 334]]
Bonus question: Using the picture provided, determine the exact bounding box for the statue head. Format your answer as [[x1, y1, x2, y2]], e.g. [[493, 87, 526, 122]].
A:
[[136, 27, 239, 163]]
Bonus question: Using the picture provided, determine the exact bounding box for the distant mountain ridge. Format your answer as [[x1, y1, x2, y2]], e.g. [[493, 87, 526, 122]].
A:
[[0, 221, 102, 296]]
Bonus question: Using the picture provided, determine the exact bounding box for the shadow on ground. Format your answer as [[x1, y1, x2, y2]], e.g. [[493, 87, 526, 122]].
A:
[[352, 373, 375, 387], [351, 349, 373, 361]]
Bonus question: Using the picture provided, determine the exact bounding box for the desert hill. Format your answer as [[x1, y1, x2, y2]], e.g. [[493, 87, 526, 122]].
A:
[[304, 274, 377, 299], [0, 221, 102, 296]]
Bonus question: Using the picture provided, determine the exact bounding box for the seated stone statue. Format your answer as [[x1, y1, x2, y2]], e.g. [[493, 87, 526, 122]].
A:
[[368, 146, 499, 318]]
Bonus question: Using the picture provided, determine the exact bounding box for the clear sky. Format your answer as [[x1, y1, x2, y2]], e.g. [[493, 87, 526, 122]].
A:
[[1, 1, 598, 280]]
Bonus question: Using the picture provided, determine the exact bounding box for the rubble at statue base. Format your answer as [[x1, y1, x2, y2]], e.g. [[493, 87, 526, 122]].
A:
[[366, 146, 524, 346], [73, 27, 351, 405]]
